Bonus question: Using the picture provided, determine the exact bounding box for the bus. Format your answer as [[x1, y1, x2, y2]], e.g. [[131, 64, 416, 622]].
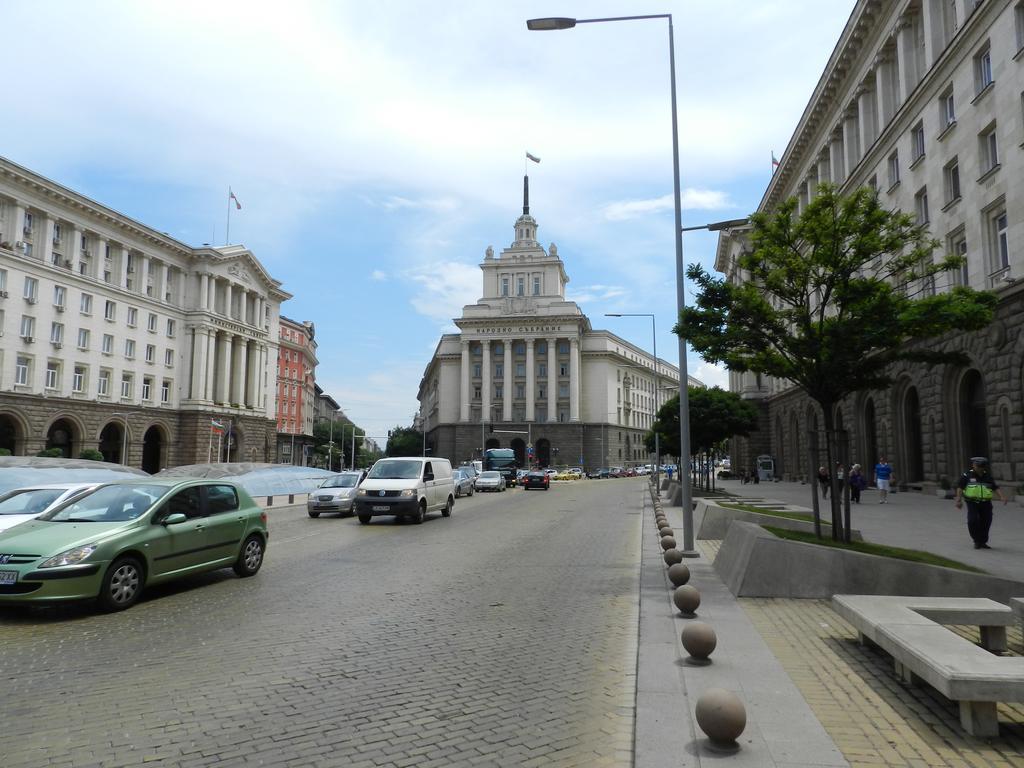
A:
[[483, 448, 518, 486]]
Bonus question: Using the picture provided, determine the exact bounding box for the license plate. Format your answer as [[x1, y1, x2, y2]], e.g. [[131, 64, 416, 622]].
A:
[[0, 571, 16, 585], [372, 505, 390, 512]]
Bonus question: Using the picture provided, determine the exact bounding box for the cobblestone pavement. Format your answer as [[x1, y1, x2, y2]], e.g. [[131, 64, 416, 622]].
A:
[[0, 479, 643, 768], [697, 540, 1024, 767]]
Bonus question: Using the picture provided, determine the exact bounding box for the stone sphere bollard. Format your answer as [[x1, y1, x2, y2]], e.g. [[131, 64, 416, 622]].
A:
[[695, 688, 746, 746], [656, 519, 668, 529], [659, 527, 674, 538], [663, 549, 683, 566], [673, 584, 700, 615], [660, 536, 676, 551], [682, 621, 717, 660], [667, 563, 690, 586]]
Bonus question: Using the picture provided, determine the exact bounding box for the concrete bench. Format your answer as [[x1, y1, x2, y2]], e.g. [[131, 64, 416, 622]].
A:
[[833, 595, 1024, 737]]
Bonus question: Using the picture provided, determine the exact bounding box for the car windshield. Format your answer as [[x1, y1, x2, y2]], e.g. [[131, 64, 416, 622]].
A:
[[367, 460, 422, 480], [321, 474, 359, 488], [39, 483, 167, 523], [0, 488, 65, 516]]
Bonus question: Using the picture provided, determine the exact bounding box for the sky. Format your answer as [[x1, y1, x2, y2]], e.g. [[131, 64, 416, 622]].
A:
[[2, 0, 854, 440]]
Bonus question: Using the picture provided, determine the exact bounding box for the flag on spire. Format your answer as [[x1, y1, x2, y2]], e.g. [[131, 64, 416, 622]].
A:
[[229, 188, 242, 210], [771, 152, 780, 174], [526, 152, 541, 164]]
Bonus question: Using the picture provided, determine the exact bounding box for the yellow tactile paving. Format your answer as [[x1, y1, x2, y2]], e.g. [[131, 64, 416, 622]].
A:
[[697, 539, 1024, 766]]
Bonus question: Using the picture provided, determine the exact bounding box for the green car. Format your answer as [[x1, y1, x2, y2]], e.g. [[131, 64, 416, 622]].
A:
[[0, 479, 268, 611]]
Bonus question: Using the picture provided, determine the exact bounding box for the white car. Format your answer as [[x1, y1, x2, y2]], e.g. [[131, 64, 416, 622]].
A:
[[474, 471, 506, 492], [0, 483, 102, 533]]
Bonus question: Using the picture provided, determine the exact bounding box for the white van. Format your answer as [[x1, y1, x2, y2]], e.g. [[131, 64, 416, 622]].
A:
[[353, 457, 455, 524]]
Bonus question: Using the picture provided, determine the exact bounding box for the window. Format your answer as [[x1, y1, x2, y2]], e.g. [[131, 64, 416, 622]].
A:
[[514, 342, 525, 355], [494, 343, 503, 356], [53, 285, 66, 309], [558, 383, 569, 398], [23, 211, 33, 234], [868, 175, 878, 193], [537, 342, 546, 355], [20, 315, 35, 339], [0, 268, 6, 291], [991, 209, 1009, 270], [515, 384, 524, 399], [943, 158, 961, 204], [472, 363, 481, 378], [910, 121, 925, 163], [161, 379, 170, 403], [538, 387, 546, 399], [517, 277, 525, 296], [473, 386, 481, 399], [23, 276, 38, 302], [147, 313, 157, 332], [53, 222, 61, 243], [142, 377, 152, 401], [495, 363, 503, 378], [914, 188, 929, 224], [14, 356, 29, 386], [979, 123, 999, 174], [121, 373, 133, 399], [98, 369, 110, 396], [50, 322, 64, 345], [501, 278, 509, 296], [495, 385, 503, 400], [533, 277, 540, 295], [80, 293, 92, 315], [73, 366, 86, 393], [124, 339, 135, 359], [104, 300, 116, 321], [559, 364, 568, 377], [77, 328, 89, 349], [558, 341, 569, 354], [102, 333, 113, 354], [539, 363, 547, 377], [974, 43, 993, 94], [45, 362, 58, 390], [887, 151, 900, 188], [145, 344, 155, 363], [126, 307, 138, 327], [206, 485, 239, 514], [166, 319, 175, 337], [515, 363, 525, 376], [940, 87, 956, 128]]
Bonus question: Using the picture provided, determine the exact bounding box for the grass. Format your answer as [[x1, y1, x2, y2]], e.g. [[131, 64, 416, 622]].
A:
[[718, 501, 829, 525], [762, 525, 984, 573]]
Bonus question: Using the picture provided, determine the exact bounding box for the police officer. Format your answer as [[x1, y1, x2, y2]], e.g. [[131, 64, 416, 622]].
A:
[[954, 456, 1008, 549]]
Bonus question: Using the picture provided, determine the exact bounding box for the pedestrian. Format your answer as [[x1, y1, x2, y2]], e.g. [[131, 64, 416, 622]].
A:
[[955, 456, 1008, 549], [874, 457, 893, 503], [666, 465, 674, 481], [752, 467, 759, 484], [817, 466, 831, 498], [848, 463, 866, 504]]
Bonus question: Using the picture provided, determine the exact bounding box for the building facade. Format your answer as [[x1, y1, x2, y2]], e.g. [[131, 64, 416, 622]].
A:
[[0, 156, 290, 470], [275, 316, 317, 465], [418, 179, 688, 470], [718, 0, 1024, 489]]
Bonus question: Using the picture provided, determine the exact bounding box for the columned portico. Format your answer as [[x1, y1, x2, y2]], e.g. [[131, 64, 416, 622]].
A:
[[525, 339, 535, 421], [460, 340, 470, 421], [502, 339, 512, 422], [481, 340, 492, 423], [569, 337, 580, 422], [216, 332, 231, 404], [547, 337, 557, 423]]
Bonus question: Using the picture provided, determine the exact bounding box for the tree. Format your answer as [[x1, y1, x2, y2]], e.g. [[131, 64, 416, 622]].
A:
[[646, 387, 759, 460], [385, 426, 422, 457], [677, 184, 997, 540]]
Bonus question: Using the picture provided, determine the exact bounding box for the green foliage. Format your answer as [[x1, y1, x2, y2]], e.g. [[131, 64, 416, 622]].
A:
[[0, 448, 11, 456], [36, 448, 65, 458], [311, 418, 363, 471], [79, 448, 105, 461], [645, 386, 759, 457], [385, 426, 423, 457]]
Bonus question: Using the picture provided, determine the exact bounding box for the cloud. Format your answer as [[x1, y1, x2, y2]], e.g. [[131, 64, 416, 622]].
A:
[[691, 362, 730, 389], [566, 284, 628, 305], [602, 189, 730, 221], [376, 195, 460, 213], [370, 270, 388, 282], [403, 261, 481, 326]]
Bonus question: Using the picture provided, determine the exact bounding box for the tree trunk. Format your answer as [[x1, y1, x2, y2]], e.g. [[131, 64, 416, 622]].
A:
[[807, 428, 822, 539], [819, 401, 845, 542]]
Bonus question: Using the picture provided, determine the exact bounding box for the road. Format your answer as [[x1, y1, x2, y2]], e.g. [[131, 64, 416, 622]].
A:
[[0, 479, 644, 768]]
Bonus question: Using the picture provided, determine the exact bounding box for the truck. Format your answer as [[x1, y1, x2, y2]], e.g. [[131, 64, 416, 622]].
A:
[[483, 448, 518, 486]]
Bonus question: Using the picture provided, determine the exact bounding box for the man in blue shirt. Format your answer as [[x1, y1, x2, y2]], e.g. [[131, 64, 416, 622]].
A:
[[874, 457, 893, 504]]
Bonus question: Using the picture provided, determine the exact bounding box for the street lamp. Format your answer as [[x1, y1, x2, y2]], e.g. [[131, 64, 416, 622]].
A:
[[529, 11, 697, 556], [606, 313, 661, 483], [110, 412, 137, 466]]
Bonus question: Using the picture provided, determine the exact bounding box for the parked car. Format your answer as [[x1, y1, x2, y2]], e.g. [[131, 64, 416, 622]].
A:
[[474, 471, 506, 492], [567, 468, 583, 479], [609, 467, 625, 478], [586, 468, 610, 479], [544, 468, 559, 479], [522, 471, 550, 491], [307, 471, 364, 518], [453, 468, 475, 498], [0, 479, 268, 611], [354, 457, 455, 524], [0, 483, 102, 534]]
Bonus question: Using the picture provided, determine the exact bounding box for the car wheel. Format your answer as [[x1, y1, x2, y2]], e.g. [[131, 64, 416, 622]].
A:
[[233, 534, 264, 577], [358, 514, 371, 524], [412, 501, 426, 524], [469, 486, 474, 496], [308, 509, 320, 518], [97, 556, 144, 612], [441, 496, 453, 518]]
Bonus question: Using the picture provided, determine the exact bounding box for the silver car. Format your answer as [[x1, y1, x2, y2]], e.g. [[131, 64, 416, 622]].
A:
[[474, 471, 506, 492], [0, 483, 102, 534], [307, 472, 364, 517], [453, 468, 475, 497]]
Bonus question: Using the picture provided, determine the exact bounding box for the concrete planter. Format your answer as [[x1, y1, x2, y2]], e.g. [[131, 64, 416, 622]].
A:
[[694, 499, 862, 541]]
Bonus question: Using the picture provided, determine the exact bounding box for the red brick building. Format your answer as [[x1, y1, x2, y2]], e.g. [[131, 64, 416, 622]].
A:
[[275, 316, 317, 464]]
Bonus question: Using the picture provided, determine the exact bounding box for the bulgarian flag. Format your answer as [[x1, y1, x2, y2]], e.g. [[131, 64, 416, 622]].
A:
[[211, 419, 224, 434], [229, 188, 242, 210], [771, 151, 780, 173], [526, 152, 541, 164]]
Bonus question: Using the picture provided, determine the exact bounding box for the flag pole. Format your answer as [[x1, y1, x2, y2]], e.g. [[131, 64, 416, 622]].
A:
[[226, 187, 231, 245]]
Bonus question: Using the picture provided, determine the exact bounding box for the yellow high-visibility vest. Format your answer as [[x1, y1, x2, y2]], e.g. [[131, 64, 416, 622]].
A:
[[963, 476, 994, 501]]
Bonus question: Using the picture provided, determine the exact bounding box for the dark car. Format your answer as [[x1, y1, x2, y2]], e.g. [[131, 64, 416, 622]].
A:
[[522, 471, 550, 491]]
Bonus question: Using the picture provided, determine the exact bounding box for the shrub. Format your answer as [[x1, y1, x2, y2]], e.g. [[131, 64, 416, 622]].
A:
[[0, 448, 11, 456], [79, 448, 105, 461], [36, 448, 65, 458]]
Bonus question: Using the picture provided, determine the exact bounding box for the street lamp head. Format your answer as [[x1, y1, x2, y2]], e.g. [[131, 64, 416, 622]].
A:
[[705, 217, 751, 232], [527, 17, 577, 30], [604, 313, 622, 317]]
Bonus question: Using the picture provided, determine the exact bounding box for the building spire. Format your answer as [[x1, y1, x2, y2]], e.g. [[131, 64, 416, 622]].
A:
[[523, 174, 530, 215]]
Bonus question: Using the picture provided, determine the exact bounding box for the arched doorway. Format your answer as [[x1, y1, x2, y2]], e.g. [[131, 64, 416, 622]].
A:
[[221, 425, 243, 463], [46, 418, 77, 458], [903, 387, 924, 481], [99, 423, 123, 463], [863, 398, 878, 466], [536, 438, 551, 468], [142, 426, 165, 474], [485, 437, 500, 450], [0, 414, 23, 455], [959, 370, 989, 460], [511, 438, 526, 468]]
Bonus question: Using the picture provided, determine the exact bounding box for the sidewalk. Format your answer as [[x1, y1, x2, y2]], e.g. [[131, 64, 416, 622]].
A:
[[710, 478, 1024, 582]]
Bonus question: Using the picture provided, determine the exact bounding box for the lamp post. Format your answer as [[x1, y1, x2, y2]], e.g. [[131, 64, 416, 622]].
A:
[[528, 11, 700, 555], [606, 313, 661, 483], [110, 412, 137, 466]]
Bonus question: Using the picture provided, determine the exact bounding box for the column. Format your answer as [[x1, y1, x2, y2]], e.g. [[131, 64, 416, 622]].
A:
[[141, 255, 151, 296], [42, 216, 55, 265], [875, 52, 896, 125], [161, 263, 170, 302], [857, 83, 877, 151], [217, 332, 231, 404], [257, 296, 265, 327], [547, 337, 557, 423], [460, 341, 470, 422], [225, 282, 234, 319], [199, 273, 209, 311], [503, 339, 512, 422], [843, 104, 860, 172], [817, 151, 831, 185], [525, 339, 535, 421], [69, 226, 82, 274], [253, 344, 265, 413], [230, 336, 244, 405], [207, 275, 217, 312], [481, 340, 491, 423], [244, 340, 257, 407], [895, 16, 916, 104], [12, 201, 25, 246], [829, 129, 845, 185], [191, 327, 208, 401], [569, 337, 580, 422], [115, 243, 127, 287], [204, 330, 217, 401]]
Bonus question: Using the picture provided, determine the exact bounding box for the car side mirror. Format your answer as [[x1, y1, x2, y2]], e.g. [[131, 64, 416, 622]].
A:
[[424, 472, 434, 482], [163, 512, 187, 525]]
